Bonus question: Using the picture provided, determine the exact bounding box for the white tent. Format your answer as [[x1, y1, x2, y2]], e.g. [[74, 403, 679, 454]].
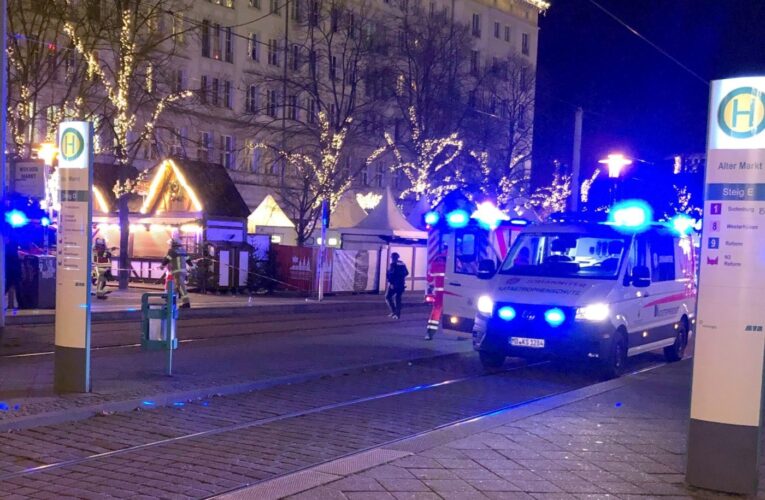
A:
[[330, 191, 368, 229], [341, 187, 427, 240], [247, 194, 295, 233]]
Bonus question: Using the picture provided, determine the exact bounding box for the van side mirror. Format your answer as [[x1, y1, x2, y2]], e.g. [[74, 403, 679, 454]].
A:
[[477, 259, 496, 280], [631, 265, 651, 288]]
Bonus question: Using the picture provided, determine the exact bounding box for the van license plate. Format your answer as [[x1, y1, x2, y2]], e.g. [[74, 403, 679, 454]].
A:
[[510, 337, 545, 348]]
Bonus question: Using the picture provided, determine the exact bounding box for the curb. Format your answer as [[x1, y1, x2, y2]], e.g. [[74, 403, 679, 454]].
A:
[[5, 299, 430, 325], [0, 351, 472, 433], [214, 362, 675, 500]]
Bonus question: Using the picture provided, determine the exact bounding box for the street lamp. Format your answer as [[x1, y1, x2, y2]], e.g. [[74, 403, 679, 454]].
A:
[[599, 153, 632, 204], [599, 153, 632, 179]]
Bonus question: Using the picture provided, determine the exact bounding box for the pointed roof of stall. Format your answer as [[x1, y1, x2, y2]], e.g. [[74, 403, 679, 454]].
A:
[[140, 158, 249, 218], [248, 194, 295, 230], [330, 191, 368, 229], [343, 187, 426, 240]]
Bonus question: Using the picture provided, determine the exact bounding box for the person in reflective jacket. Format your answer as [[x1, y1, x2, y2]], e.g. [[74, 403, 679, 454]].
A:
[[385, 252, 409, 319], [162, 238, 193, 308], [93, 237, 113, 300]]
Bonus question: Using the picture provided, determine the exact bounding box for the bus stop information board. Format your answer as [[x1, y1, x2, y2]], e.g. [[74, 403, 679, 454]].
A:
[[688, 77, 765, 495], [54, 121, 93, 393]]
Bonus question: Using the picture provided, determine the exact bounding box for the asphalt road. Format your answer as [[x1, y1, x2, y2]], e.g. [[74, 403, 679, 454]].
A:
[[0, 308, 672, 499]]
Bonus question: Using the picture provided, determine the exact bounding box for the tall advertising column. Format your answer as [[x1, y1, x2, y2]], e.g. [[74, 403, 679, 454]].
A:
[[687, 77, 765, 495], [54, 122, 93, 393]]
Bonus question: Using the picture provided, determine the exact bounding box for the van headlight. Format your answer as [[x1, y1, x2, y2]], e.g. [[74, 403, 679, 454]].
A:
[[477, 295, 494, 315], [576, 303, 610, 322]]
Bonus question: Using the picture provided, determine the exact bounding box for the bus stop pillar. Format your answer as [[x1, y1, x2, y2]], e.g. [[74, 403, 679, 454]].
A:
[[687, 76, 765, 495]]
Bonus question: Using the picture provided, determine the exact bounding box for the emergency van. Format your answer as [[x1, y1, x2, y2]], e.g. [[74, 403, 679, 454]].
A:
[[472, 212, 697, 378]]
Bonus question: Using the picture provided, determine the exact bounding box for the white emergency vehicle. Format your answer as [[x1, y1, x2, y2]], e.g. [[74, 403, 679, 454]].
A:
[[472, 204, 697, 378]]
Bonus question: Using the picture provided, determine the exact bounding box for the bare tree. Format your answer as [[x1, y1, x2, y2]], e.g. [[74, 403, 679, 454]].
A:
[[63, 0, 192, 287], [247, 0, 384, 245]]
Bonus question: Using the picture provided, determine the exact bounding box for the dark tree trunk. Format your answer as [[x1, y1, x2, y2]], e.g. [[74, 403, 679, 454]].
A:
[[117, 177, 130, 289]]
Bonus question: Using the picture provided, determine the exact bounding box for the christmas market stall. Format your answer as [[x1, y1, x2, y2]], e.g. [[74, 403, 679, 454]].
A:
[[93, 158, 251, 290]]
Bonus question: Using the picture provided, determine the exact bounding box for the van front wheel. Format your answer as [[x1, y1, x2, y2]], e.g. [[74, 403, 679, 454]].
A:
[[664, 320, 688, 362], [600, 330, 627, 380], [480, 350, 505, 370]]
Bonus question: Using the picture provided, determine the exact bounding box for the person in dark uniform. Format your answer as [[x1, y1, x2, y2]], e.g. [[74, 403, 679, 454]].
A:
[[93, 237, 113, 299], [161, 238, 194, 308], [385, 252, 409, 319]]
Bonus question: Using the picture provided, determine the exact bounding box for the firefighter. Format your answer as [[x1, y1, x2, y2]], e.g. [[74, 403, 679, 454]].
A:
[[161, 238, 194, 308], [93, 237, 113, 299], [425, 254, 446, 340]]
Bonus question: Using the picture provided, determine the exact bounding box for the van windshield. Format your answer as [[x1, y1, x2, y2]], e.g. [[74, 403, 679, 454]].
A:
[[499, 232, 630, 279]]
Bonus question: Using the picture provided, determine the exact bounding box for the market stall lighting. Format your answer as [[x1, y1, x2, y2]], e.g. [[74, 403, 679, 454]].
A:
[[356, 192, 382, 211], [92, 186, 111, 214], [140, 159, 203, 214], [5, 210, 29, 228], [180, 223, 202, 233], [599, 153, 632, 179], [471, 202, 509, 229], [446, 209, 469, 228], [608, 200, 653, 233], [37, 142, 58, 166]]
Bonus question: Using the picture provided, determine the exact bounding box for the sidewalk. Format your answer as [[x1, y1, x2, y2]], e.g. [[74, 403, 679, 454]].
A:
[[221, 360, 754, 500], [4, 288, 424, 324]]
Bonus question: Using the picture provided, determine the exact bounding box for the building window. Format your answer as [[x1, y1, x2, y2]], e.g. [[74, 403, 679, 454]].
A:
[[309, 50, 317, 76], [201, 20, 211, 57], [269, 0, 280, 15], [249, 33, 259, 61], [142, 136, 158, 160], [268, 39, 279, 66], [224, 27, 233, 62], [287, 94, 298, 120], [198, 132, 212, 162], [504, 25, 510, 42], [471, 13, 480, 38], [429, 1, 435, 14], [209, 0, 234, 7], [220, 135, 234, 169], [375, 164, 384, 187], [200, 75, 208, 104], [291, 44, 300, 71], [249, 0, 260, 7], [173, 69, 185, 92], [266, 89, 278, 117], [172, 14, 185, 43], [212, 23, 222, 59], [246, 85, 259, 113], [360, 165, 368, 186], [291, 0, 302, 21], [171, 127, 187, 157], [470, 50, 479, 75], [494, 21, 500, 38], [522, 32, 530, 55], [224, 80, 233, 109], [212, 78, 220, 106]]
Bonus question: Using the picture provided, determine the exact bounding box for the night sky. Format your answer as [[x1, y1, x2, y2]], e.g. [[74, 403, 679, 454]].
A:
[[532, 0, 765, 183]]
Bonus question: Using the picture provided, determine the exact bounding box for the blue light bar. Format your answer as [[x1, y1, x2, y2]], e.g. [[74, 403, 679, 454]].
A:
[[669, 214, 696, 235], [608, 200, 653, 233], [497, 306, 516, 321], [41, 217, 51, 227], [424, 211, 440, 226], [5, 210, 29, 228], [446, 209, 469, 228], [509, 218, 529, 226], [544, 308, 566, 328]]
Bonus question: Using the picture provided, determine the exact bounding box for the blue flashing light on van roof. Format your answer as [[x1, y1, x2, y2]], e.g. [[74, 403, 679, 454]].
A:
[[471, 202, 509, 229], [509, 218, 529, 226], [446, 209, 469, 228], [5, 210, 29, 228], [424, 211, 440, 226], [607, 200, 653, 233], [669, 214, 696, 235]]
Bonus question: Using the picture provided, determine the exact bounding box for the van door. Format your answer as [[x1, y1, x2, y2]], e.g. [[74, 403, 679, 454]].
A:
[[641, 231, 684, 341], [442, 228, 493, 334], [623, 234, 652, 349]]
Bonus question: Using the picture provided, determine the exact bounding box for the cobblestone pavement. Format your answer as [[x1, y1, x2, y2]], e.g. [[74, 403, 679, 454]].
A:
[[0, 306, 445, 422], [0, 344, 666, 498], [257, 360, 756, 500]]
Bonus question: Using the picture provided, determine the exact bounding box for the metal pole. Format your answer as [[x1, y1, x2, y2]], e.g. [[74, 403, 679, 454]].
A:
[[570, 107, 583, 212], [0, 0, 9, 329], [317, 198, 327, 301]]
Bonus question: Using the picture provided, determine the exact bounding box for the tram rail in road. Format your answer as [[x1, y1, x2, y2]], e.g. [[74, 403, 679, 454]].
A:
[[0, 350, 669, 498]]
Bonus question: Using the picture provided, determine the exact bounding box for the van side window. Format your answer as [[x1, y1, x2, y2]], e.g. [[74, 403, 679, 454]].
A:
[[650, 234, 676, 282], [455, 232, 478, 275]]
